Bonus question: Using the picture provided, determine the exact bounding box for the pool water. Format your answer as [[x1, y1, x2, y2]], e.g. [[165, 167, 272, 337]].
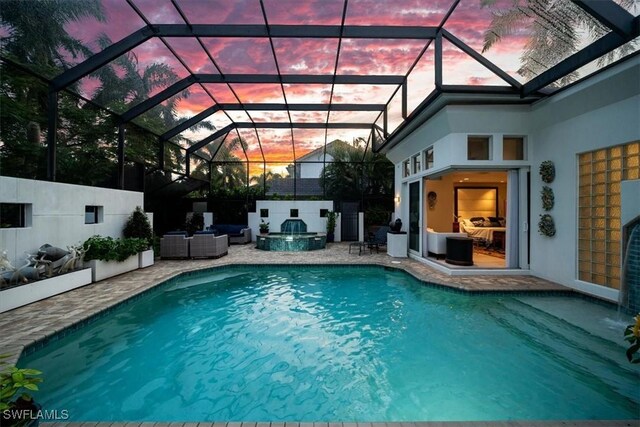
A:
[[19, 266, 640, 421]]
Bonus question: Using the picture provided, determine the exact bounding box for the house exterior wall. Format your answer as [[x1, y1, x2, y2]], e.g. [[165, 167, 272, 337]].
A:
[[0, 177, 144, 266], [386, 57, 640, 300], [528, 60, 640, 301]]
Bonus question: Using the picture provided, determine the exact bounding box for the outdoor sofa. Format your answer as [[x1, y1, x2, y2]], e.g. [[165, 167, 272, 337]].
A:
[[190, 231, 228, 258], [210, 224, 252, 244]]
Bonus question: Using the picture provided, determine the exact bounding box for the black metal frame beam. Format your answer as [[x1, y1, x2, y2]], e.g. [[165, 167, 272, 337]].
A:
[[151, 24, 438, 39], [571, 0, 637, 37]]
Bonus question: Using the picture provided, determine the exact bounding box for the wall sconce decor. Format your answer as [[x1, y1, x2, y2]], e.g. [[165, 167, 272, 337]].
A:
[[394, 195, 401, 204], [427, 191, 437, 209]]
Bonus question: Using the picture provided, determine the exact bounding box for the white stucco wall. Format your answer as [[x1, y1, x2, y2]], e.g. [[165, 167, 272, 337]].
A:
[[247, 200, 340, 242], [385, 56, 640, 300], [528, 59, 640, 300], [0, 177, 145, 266]]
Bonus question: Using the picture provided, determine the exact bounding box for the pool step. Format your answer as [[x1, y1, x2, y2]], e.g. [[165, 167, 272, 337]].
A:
[[486, 300, 640, 404]]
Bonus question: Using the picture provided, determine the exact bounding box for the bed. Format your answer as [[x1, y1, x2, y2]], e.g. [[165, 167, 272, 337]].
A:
[[459, 217, 505, 245]]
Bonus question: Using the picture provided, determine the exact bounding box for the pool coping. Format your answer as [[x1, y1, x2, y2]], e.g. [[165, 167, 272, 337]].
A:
[[39, 421, 639, 427]]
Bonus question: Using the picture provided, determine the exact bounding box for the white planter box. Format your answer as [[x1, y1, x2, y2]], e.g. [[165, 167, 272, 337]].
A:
[[387, 232, 408, 258], [139, 249, 154, 268], [86, 254, 139, 282], [0, 268, 92, 313]]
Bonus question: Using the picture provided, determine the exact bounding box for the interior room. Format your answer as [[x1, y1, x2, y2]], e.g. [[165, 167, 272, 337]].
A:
[[424, 170, 508, 269]]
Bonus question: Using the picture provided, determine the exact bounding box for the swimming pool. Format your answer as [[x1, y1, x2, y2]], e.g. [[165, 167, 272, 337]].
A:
[[19, 266, 640, 421]]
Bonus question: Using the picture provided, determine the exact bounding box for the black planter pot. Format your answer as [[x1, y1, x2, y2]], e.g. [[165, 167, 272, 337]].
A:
[[327, 232, 335, 243]]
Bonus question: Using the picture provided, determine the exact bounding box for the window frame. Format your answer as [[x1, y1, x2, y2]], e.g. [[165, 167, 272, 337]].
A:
[[467, 136, 492, 161]]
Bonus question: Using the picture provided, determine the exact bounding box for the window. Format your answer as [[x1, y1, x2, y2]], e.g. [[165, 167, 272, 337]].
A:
[[425, 147, 434, 170], [290, 209, 299, 218], [412, 154, 421, 174], [578, 141, 639, 289], [402, 159, 410, 177], [260, 209, 269, 218], [320, 209, 328, 217], [503, 136, 525, 160], [85, 205, 103, 224], [467, 136, 491, 160], [0, 203, 31, 228]]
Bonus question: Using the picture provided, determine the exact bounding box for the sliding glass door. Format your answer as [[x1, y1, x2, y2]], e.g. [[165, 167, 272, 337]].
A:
[[409, 181, 420, 252]]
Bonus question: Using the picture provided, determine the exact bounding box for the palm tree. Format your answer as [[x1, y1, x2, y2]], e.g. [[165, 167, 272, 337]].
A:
[[481, 0, 637, 86], [0, 0, 105, 76], [321, 138, 394, 200], [0, 0, 105, 180], [209, 136, 249, 192]]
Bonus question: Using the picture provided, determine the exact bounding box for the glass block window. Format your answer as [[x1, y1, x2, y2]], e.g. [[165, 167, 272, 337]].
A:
[[578, 141, 640, 289], [425, 147, 434, 170], [468, 136, 491, 160]]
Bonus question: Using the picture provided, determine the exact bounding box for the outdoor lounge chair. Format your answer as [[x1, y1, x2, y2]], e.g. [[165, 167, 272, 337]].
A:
[[366, 226, 390, 253], [160, 233, 190, 259], [190, 232, 228, 259]]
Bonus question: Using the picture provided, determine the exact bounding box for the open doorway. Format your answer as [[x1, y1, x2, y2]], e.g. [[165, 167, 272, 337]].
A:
[[424, 171, 508, 269]]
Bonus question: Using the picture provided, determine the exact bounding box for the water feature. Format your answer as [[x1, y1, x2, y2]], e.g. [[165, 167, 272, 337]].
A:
[[256, 219, 326, 251], [620, 219, 640, 313]]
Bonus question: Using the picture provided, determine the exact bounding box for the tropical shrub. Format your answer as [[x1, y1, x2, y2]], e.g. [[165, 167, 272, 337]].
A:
[[123, 207, 153, 247]]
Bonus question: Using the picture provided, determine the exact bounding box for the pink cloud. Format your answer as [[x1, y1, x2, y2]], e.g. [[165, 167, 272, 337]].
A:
[[337, 38, 427, 75], [283, 84, 332, 104], [177, 0, 264, 24], [248, 111, 291, 123], [289, 111, 328, 124], [230, 83, 285, 104], [201, 84, 239, 103], [345, 0, 451, 26], [328, 110, 381, 124], [332, 84, 398, 104], [263, 0, 345, 25], [201, 38, 277, 74], [130, 0, 185, 24], [273, 39, 339, 74]]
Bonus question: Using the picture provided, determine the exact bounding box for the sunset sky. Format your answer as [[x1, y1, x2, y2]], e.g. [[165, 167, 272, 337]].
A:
[[22, 0, 631, 175]]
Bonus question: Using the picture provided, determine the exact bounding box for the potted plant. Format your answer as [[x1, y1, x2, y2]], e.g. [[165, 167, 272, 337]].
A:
[[0, 354, 42, 427], [83, 236, 148, 282], [123, 207, 154, 268], [326, 211, 338, 243], [185, 212, 204, 237], [259, 219, 270, 234]]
